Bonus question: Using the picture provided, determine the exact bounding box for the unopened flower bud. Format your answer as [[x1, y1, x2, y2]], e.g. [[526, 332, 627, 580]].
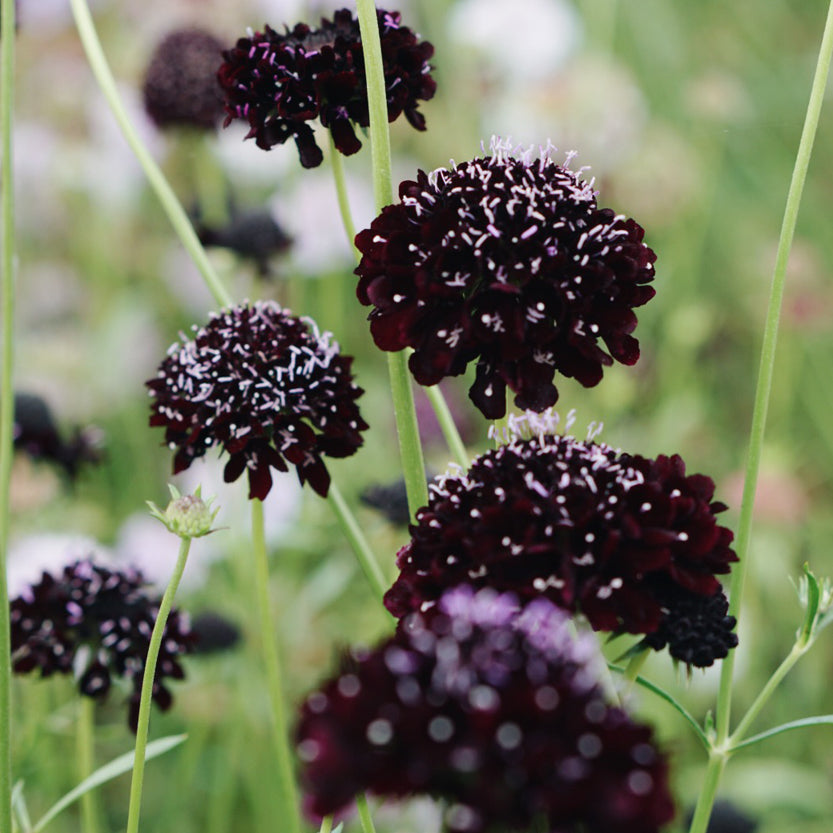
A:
[[148, 485, 219, 539]]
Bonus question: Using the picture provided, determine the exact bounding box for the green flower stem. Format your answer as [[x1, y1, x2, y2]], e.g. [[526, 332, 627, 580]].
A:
[[422, 385, 469, 469], [251, 498, 302, 833], [328, 134, 358, 256], [0, 0, 16, 825], [76, 699, 101, 833], [689, 4, 833, 832], [728, 640, 808, 749], [68, 0, 233, 310], [687, 749, 728, 833], [355, 0, 428, 519], [318, 818, 333, 833], [328, 481, 388, 600], [714, 0, 833, 743], [355, 793, 377, 833], [125, 536, 191, 833]]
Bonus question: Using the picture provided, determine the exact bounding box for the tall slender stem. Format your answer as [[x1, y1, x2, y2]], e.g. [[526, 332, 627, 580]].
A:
[[328, 134, 358, 255], [328, 481, 387, 600], [125, 536, 191, 833], [689, 4, 833, 833], [68, 0, 233, 310], [251, 498, 302, 833], [355, 793, 377, 833], [76, 698, 101, 833], [714, 0, 833, 743], [0, 0, 16, 826], [355, 0, 428, 519]]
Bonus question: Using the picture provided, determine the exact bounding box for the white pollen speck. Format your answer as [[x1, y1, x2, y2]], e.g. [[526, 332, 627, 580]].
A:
[[678, 532, 689, 541], [337, 674, 361, 697], [640, 502, 651, 512]]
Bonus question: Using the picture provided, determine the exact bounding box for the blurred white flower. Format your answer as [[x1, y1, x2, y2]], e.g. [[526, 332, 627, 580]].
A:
[[449, 0, 581, 83], [7, 533, 113, 599]]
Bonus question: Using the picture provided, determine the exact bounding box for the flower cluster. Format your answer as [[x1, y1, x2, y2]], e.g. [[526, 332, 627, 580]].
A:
[[147, 302, 367, 499], [385, 415, 737, 667], [218, 8, 435, 167], [143, 28, 226, 131], [297, 587, 674, 833], [10, 560, 194, 731], [355, 140, 656, 418]]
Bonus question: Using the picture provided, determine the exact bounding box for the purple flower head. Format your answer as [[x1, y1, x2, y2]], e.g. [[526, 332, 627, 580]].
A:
[[143, 28, 226, 131], [147, 301, 368, 500], [355, 139, 656, 418], [218, 9, 435, 168], [385, 411, 737, 667], [10, 559, 194, 731], [297, 587, 675, 833]]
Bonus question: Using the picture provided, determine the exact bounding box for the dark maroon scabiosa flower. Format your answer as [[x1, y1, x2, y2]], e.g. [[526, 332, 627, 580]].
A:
[[10, 559, 194, 731], [218, 8, 435, 168], [143, 28, 226, 130], [297, 586, 675, 833], [384, 411, 737, 667], [355, 139, 657, 419], [13, 392, 102, 479], [147, 301, 368, 500]]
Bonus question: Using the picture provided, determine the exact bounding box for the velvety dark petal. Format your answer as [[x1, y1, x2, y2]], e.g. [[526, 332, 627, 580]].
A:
[[355, 140, 656, 418], [218, 9, 434, 166], [148, 302, 367, 499], [298, 588, 675, 832], [385, 413, 737, 667]]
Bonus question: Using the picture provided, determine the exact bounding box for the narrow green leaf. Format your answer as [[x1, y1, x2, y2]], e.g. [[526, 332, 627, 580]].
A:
[[608, 664, 710, 750], [32, 734, 187, 832], [730, 715, 833, 753], [800, 563, 820, 642], [11, 781, 32, 833]]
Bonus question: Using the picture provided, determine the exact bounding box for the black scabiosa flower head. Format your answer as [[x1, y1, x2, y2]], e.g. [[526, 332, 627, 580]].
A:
[[147, 301, 368, 500], [10, 559, 194, 731], [297, 586, 675, 833], [355, 139, 656, 418], [13, 392, 102, 479], [143, 28, 226, 130], [218, 8, 435, 168], [384, 411, 737, 667]]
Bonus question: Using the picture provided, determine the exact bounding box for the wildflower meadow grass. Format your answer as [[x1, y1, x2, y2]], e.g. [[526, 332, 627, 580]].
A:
[[4, 2, 833, 833]]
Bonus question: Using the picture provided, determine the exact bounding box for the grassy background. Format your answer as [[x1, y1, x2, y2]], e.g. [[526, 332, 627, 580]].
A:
[[9, 0, 833, 831]]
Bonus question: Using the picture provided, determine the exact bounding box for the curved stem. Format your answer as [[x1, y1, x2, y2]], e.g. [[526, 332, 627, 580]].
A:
[[0, 0, 16, 825], [328, 135, 358, 256], [68, 0, 233, 310], [422, 385, 469, 469], [125, 536, 191, 833], [251, 499, 302, 833], [328, 481, 388, 600], [715, 0, 833, 745]]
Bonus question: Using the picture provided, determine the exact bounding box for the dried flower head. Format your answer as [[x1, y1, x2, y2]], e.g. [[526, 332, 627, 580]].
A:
[[385, 412, 737, 667], [218, 8, 435, 168], [147, 301, 368, 499], [143, 28, 226, 130], [355, 139, 656, 418], [297, 586, 675, 832], [10, 559, 194, 731]]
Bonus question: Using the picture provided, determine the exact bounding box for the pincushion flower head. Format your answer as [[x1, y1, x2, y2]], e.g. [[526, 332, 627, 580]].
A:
[[10, 559, 194, 731], [147, 301, 367, 500], [355, 139, 657, 418], [218, 8, 435, 168], [297, 586, 675, 833], [385, 411, 738, 667]]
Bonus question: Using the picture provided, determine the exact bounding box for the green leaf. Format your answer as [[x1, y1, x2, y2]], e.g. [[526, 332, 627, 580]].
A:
[[799, 563, 820, 643], [607, 664, 710, 750], [731, 715, 833, 753], [32, 734, 187, 832], [11, 781, 32, 833]]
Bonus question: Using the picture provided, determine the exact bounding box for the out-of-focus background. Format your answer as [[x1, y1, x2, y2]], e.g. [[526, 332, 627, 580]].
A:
[[9, 1, 833, 831]]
